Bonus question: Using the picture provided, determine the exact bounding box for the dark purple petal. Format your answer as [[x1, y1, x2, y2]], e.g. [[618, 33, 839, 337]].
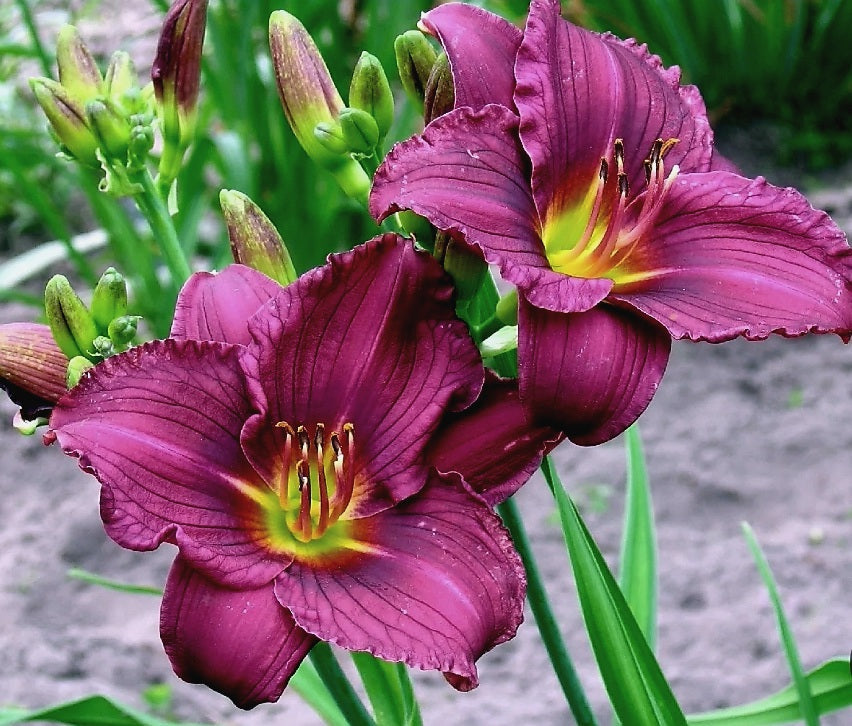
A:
[[241, 235, 482, 517], [427, 374, 563, 505], [274, 473, 525, 690], [611, 172, 852, 341], [519, 299, 671, 445], [171, 264, 281, 344], [420, 3, 521, 111], [161, 556, 316, 709], [515, 0, 713, 220], [48, 339, 287, 587]]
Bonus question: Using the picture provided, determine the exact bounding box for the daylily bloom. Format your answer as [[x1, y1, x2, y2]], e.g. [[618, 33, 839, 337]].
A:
[[47, 235, 559, 708], [370, 0, 852, 445]]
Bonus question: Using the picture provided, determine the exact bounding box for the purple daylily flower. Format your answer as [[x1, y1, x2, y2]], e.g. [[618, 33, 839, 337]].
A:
[[370, 0, 852, 445], [47, 235, 559, 708]]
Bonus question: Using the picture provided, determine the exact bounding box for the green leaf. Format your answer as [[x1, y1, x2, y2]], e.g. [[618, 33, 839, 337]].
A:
[[543, 457, 686, 726], [687, 658, 852, 725], [618, 425, 657, 648], [67, 568, 162, 596], [351, 652, 422, 726], [289, 657, 350, 726], [741, 522, 819, 725], [0, 695, 208, 726]]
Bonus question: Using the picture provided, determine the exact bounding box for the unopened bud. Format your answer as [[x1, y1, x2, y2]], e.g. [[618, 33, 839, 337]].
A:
[[104, 50, 137, 101], [424, 52, 455, 124], [349, 52, 394, 142], [219, 189, 297, 286], [313, 121, 349, 155], [394, 30, 437, 110], [442, 238, 487, 300], [87, 99, 132, 161], [91, 335, 115, 358], [30, 77, 99, 166], [66, 356, 94, 389], [495, 288, 518, 326], [338, 107, 380, 155], [107, 315, 140, 347], [0, 323, 68, 412], [56, 25, 103, 103], [90, 267, 128, 332], [44, 275, 99, 361]]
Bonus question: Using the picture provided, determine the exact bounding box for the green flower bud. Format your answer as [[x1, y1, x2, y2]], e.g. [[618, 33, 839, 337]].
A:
[[338, 107, 380, 155], [349, 52, 394, 142], [394, 30, 437, 110], [268, 11, 370, 203], [29, 77, 99, 167], [107, 315, 141, 348], [495, 288, 519, 326], [66, 355, 95, 388], [91, 335, 115, 358], [424, 52, 455, 124], [86, 98, 132, 162], [56, 25, 104, 104], [90, 267, 128, 332], [313, 121, 350, 156], [44, 275, 99, 361], [219, 189, 297, 286], [442, 238, 487, 300], [104, 50, 137, 102], [153, 0, 209, 185]]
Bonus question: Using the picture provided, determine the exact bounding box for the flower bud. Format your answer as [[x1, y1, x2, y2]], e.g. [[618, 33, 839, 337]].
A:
[[104, 50, 137, 101], [29, 77, 99, 167], [107, 315, 141, 348], [66, 355, 95, 389], [313, 121, 349, 155], [90, 267, 129, 332], [269, 10, 370, 203], [394, 30, 437, 110], [44, 275, 99, 360], [219, 189, 297, 286], [86, 99, 132, 162], [338, 107, 380, 155], [424, 52, 455, 124], [441, 237, 487, 300], [55, 25, 104, 104], [0, 323, 68, 420], [91, 335, 115, 358], [349, 52, 394, 142], [152, 0, 209, 184]]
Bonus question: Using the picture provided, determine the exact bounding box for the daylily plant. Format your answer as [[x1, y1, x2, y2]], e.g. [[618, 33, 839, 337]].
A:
[[47, 235, 560, 708], [370, 0, 852, 446]]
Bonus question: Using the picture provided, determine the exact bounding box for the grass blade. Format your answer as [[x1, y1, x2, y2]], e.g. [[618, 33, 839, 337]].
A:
[[66, 568, 162, 596], [741, 522, 819, 725], [0, 694, 208, 726], [289, 657, 349, 726]]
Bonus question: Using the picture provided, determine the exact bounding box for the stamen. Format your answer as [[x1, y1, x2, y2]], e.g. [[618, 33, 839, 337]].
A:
[[314, 423, 330, 536], [296, 458, 312, 541], [599, 158, 608, 183], [274, 421, 295, 505]]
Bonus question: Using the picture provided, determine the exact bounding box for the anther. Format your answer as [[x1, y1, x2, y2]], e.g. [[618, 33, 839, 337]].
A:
[[599, 158, 608, 182], [614, 138, 625, 175], [297, 425, 310, 456], [314, 422, 325, 450], [617, 172, 629, 197]]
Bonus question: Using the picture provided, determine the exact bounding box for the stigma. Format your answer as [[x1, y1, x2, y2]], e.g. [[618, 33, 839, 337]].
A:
[[273, 420, 355, 543], [545, 137, 679, 280]]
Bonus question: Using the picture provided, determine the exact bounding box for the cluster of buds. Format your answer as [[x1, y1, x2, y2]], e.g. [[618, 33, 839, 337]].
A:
[[394, 30, 454, 123], [30, 26, 155, 193], [44, 268, 140, 387]]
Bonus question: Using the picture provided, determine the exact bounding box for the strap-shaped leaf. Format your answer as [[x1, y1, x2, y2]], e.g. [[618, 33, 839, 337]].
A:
[[0, 695, 208, 726], [543, 457, 686, 726]]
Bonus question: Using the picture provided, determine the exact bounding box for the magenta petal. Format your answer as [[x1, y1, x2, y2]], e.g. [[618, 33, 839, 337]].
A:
[[515, 0, 712, 219], [274, 473, 525, 690], [48, 340, 285, 587], [171, 264, 282, 344], [420, 3, 521, 111], [612, 172, 852, 341], [242, 235, 483, 516], [428, 374, 563, 505], [519, 299, 671, 445], [161, 556, 317, 709]]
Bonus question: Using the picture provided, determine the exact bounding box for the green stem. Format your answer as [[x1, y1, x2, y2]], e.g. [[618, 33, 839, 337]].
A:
[[15, 0, 53, 77], [131, 169, 192, 286], [496, 498, 598, 726], [309, 642, 376, 726]]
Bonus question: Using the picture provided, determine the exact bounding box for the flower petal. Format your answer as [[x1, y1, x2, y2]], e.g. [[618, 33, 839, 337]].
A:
[[48, 339, 286, 587], [420, 3, 521, 111], [612, 172, 852, 341], [171, 264, 281, 344], [515, 0, 713, 220], [241, 235, 483, 516], [274, 473, 525, 690], [427, 374, 563, 505], [161, 555, 316, 709], [518, 299, 671, 445], [371, 106, 612, 313]]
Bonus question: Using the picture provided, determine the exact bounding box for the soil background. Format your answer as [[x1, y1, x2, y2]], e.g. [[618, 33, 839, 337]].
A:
[[2, 3, 852, 725]]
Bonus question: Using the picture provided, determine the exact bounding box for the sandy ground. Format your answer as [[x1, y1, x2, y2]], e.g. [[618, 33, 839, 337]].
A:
[[3, 3, 852, 725]]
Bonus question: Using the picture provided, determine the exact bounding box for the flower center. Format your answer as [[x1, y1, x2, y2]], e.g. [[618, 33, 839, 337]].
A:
[[260, 421, 358, 552], [543, 138, 680, 282]]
